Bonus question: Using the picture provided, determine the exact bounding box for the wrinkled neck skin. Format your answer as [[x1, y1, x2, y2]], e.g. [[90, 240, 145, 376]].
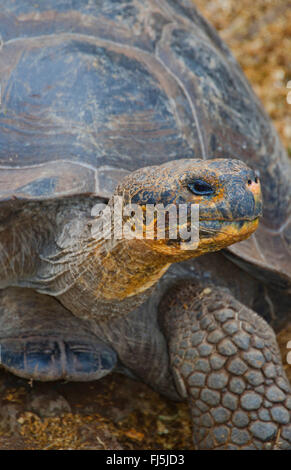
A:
[[56, 235, 175, 320]]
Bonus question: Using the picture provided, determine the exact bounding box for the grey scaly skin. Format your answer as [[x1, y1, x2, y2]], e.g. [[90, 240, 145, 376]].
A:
[[0, 0, 290, 451]]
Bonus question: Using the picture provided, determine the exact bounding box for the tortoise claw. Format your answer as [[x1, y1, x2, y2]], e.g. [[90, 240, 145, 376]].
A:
[[0, 337, 117, 382]]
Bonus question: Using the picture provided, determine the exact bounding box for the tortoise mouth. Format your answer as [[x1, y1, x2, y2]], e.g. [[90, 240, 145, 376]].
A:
[[199, 217, 260, 238]]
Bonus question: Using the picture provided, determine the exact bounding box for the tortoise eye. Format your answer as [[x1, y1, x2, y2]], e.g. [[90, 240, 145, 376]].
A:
[[188, 179, 214, 196]]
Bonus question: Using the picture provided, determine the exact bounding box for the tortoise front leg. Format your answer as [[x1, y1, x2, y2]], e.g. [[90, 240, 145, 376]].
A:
[[160, 284, 291, 450]]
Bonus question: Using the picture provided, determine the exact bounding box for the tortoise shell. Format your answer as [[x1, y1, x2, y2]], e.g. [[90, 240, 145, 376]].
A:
[[0, 0, 290, 285]]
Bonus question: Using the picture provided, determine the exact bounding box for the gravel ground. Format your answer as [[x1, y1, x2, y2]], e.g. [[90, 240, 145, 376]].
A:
[[0, 0, 290, 450]]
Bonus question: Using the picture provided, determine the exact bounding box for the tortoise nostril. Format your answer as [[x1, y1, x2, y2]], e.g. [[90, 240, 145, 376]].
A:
[[248, 176, 259, 186]]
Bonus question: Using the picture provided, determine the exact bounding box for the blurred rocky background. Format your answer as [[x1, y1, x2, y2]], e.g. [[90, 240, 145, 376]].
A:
[[196, 0, 291, 153], [0, 0, 290, 450]]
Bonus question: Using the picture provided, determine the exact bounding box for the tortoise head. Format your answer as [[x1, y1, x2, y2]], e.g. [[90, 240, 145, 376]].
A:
[[113, 158, 262, 260]]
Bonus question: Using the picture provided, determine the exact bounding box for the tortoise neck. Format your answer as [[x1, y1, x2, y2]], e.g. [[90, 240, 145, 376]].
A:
[[57, 236, 172, 319]]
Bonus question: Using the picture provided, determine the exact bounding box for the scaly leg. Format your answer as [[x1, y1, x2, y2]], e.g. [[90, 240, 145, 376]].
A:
[[0, 288, 116, 382], [160, 283, 291, 449]]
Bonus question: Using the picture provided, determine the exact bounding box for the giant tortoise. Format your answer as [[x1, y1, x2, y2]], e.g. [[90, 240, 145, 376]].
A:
[[0, 0, 290, 450]]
